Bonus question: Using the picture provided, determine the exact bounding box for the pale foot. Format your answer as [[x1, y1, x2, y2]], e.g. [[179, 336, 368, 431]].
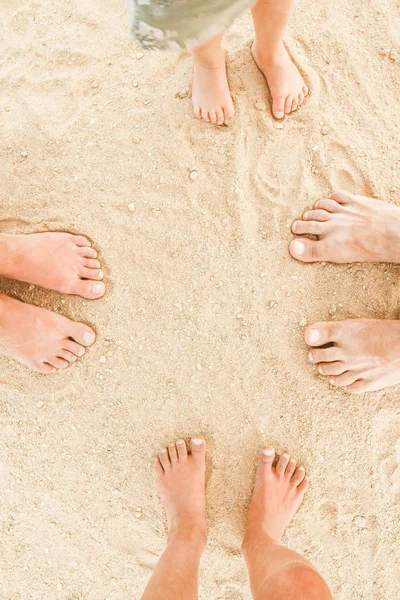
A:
[[192, 47, 234, 125], [155, 438, 207, 544], [306, 319, 400, 393], [0, 294, 96, 373], [0, 232, 105, 299], [244, 448, 308, 543], [290, 190, 400, 264], [251, 41, 308, 119]]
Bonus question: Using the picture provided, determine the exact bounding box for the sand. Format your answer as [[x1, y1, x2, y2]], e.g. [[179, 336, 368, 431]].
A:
[[1, 0, 400, 598]]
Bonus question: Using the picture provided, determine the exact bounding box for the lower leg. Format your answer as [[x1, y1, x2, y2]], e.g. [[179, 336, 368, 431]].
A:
[[242, 448, 333, 600], [251, 0, 308, 117], [141, 438, 207, 600], [191, 35, 234, 125]]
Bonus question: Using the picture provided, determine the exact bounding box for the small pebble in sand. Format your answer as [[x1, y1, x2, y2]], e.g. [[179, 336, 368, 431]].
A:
[[236, 313, 243, 319], [389, 47, 399, 61], [274, 121, 284, 129], [190, 170, 199, 181], [28, 284, 35, 291], [196, 363, 202, 371], [136, 52, 144, 60], [299, 317, 307, 327], [255, 100, 267, 111], [36, 401, 44, 408], [128, 203, 135, 212], [329, 304, 337, 316], [175, 89, 189, 99], [132, 80, 139, 87], [353, 515, 367, 529], [20, 151, 28, 158], [99, 356, 106, 364], [321, 125, 328, 135], [91, 81, 99, 89]]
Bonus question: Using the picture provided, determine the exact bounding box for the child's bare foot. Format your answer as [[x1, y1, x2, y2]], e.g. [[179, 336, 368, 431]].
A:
[[252, 41, 308, 119], [0, 294, 95, 373], [155, 438, 207, 544], [290, 190, 400, 264], [0, 232, 105, 299], [192, 38, 234, 125], [306, 319, 400, 393], [244, 448, 308, 543]]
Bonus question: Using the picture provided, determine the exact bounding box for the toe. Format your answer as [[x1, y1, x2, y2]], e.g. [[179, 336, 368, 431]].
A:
[[284, 95, 293, 114], [302, 209, 331, 222], [78, 247, 98, 259], [291, 220, 327, 236], [298, 92, 305, 106], [176, 439, 188, 460], [65, 322, 96, 347], [70, 280, 105, 300], [297, 476, 309, 493], [289, 238, 324, 263], [329, 371, 359, 388], [154, 458, 164, 477], [209, 110, 217, 124], [330, 190, 353, 204], [168, 443, 178, 463], [57, 350, 78, 364], [223, 103, 235, 122], [38, 362, 57, 374], [190, 438, 206, 462], [200, 109, 210, 122], [314, 199, 342, 213], [63, 340, 86, 357], [272, 95, 285, 119], [345, 379, 370, 394], [285, 458, 297, 478], [193, 106, 201, 119], [292, 466, 306, 486], [159, 448, 170, 471], [276, 453, 290, 477], [259, 447, 275, 466], [73, 235, 91, 247], [317, 361, 347, 376], [48, 357, 69, 370], [305, 322, 340, 347], [302, 85, 309, 96], [291, 97, 298, 112], [309, 346, 342, 364], [82, 258, 101, 269], [216, 108, 225, 125], [78, 266, 104, 281]]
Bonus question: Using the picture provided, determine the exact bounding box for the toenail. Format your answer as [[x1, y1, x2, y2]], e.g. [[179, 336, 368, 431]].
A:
[[97, 270, 104, 279], [92, 283, 103, 295], [160, 449, 167, 454], [83, 331, 95, 345], [263, 448, 274, 456], [318, 366, 323, 374], [291, 240, 305, 256], [329, 378, 335, 385], [191, 438, 203, 446], [78, 347, 85, 356], [177, 440, 184, 444], [307, 329, 320, 344], [303, 211, 309, 219], [275, 111, 284, 119], [308, 352, 314, 362]]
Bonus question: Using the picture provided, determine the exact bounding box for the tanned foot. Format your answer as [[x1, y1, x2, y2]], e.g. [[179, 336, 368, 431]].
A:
[[192, 45, 235, 125], [306, 319, 400, 393], [244, 448, 308, 543], [0, 232, 105, 299], [251, 41, 308, 119], [0, 294, 96, 373], [155, 438, 207, 545], [290, 190, 400, 264]]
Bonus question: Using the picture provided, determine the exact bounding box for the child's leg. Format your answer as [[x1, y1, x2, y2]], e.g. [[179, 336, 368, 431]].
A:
[[192, 34, 235, 125], [242, 448, 333, 600], [251, 0, 308, 119], [140, 438, 207, 600]]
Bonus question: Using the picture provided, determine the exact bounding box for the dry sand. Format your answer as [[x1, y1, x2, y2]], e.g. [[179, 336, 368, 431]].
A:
[[1, 0, 400, 598]]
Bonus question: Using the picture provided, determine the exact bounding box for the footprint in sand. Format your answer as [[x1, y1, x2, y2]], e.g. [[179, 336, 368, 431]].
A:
[[373, 409, 400, 505]]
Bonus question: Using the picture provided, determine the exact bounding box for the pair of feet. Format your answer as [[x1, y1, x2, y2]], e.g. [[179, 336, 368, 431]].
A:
[[155, 438, 307, 549], [0, 232, 105, 373], [290, 190, 400, 394], [192, 40, 308, 124]]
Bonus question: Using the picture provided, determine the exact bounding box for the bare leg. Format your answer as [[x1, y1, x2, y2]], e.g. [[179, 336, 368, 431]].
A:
[[242, 448, 333, 600], [251, 0, 308, 119], [141, 438, 207, 600], [192, 35, 235, 125]]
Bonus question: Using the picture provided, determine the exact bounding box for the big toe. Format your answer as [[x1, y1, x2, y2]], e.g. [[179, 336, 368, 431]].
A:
[[66, 321, 96, 347], [272, 95, 285, 119], [190, 438, 206, 462], [70, 279, 105, 300], [289, 239, 324, 263], [330, 189, 353, 204], [305, 322, 339, 347]]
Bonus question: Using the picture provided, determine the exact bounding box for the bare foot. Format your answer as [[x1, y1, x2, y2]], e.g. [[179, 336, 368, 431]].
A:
[[192, 43, 234, 125], [306, 319, 400, 393], [0, 294, 95, 373], [0, 232, 105, 299], [244, 447, 308, 543], [155, 438, 207, 543], [290, 190, 400, 264], [252, 41, 308, 119]]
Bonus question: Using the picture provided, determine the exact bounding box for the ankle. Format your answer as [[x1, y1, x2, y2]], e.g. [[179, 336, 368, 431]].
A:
[[0, 294, 11, 337], [168, 523, 207, 550], [242, 527, 278, 556], [192, 43, 225, 70], [0, 234, 20, 278], [252, 38, 286, 61]]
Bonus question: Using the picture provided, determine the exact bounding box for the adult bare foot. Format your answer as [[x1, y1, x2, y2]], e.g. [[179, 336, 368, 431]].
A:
[[155, 438, 207, 544], [244, 447, 308, 543], [290, 190, 400, 264], [0, 294, 95, 373], [306, 319, 400, 393], [252, 41, 308, 119], [0, 232, 105, 300], [192, 36, 234, 125]]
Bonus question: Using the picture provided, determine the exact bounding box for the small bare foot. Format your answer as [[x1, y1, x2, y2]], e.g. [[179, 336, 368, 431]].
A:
[[155, 438, 207, 543], [251, 41, 308, 119], [306, 319, 400, 393], [290, 190, 400, 264], [0, 232, 105, 299], [244, 448, 308, 543], [192, 43, 234, 125], [0, 294, 96, 373]]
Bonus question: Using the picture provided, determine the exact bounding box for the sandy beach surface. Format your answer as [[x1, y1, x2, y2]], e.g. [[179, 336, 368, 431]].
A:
[[1, 0, 400, 598]]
